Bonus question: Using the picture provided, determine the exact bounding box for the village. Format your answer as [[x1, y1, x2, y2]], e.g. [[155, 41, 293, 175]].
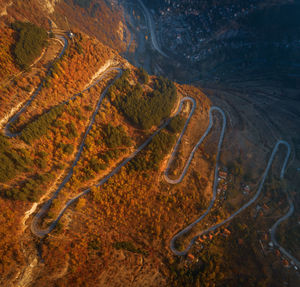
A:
[[181, 166, 299, 275], [151, 0, 262, 64], [182, 166, 241, 264]]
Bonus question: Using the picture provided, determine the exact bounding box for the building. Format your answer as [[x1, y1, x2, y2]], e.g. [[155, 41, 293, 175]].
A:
[[238, 238, 244, 245]]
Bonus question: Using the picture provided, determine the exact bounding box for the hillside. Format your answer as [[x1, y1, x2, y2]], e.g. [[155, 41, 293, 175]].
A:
[[0, 2, 213, 286], [1, 1, 299, 287], [54, 0, 129, 52]]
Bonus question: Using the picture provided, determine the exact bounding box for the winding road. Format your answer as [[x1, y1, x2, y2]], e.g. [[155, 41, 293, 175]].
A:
[[4, 35, 68, 138], [1, 31, 298, 269], [30, 97, 204, 237], [270, 189, 300, 268], [169, 139, 292, 256], [136, 0, 168, 58], [164, 102, 226, 185]]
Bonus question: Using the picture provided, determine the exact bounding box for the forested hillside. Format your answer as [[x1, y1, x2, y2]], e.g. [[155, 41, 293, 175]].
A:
[[0, 1, 221, 287], [12, 21, 48, 68], [109, 70, 177, 129]]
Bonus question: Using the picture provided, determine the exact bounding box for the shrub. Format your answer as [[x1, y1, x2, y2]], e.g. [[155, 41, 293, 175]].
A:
[[66, 122, 78, 139], [73, 0, 93, 8], [138, 67, 149, 84], [63, 144, 74, 155]]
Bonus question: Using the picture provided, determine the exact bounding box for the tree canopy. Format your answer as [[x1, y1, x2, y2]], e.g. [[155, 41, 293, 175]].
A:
[[72, 0, 93, 8], [167, 115, 185, 133], [128, 131, 175, 172], [12, 21, 48, 68], [102, 124, 132, 148], [0, 135, 33, 183], [21, 104, 64, 144], [109, 72, 177, 130]]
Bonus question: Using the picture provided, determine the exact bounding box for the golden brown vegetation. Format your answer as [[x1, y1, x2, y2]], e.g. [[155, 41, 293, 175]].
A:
[[0, 22, 20, 81], [55, 0, 128, 53]]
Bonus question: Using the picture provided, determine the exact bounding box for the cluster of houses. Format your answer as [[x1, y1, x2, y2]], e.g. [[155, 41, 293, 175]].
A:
[[185, 228, 232, 263], [218, 166, 251, 197], [269, 242, 299, 272], [253, 202, 272, 218], [186, 227, 299, 274], [259, 232, 299, 272]]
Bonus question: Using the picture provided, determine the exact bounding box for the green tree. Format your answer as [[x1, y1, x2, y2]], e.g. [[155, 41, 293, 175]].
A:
[[12, 21, 48, 68]]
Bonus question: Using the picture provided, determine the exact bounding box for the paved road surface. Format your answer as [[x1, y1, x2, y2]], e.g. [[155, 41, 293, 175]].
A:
[[4, 35, 68, 138], [31, 97, 196, 237], [137, 0, 168, 58], [165, 101, 226, 185], [270, 186, 300, 268], [167, 104, 227, 255], [170, 140, 291, 256], [31, 69, 124, 236], [2, 32, 297, 265]]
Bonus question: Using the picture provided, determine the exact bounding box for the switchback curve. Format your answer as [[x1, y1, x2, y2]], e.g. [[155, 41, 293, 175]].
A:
[[4, 35, 68, 138], [170, 140, 291, 256]]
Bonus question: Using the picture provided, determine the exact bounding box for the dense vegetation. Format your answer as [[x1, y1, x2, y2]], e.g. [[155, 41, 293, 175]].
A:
[[0, 24, 20, 79], [128, 130, 175, 172], [3, 173, 55, 202], [73, 123, 132, 181], [0, 135, 33, 183], [102, 124, 132, 148], [167, 115, 185, 133], [12, 21, 48, 68], [20, 104, 64, 144], [0, 135, 56, 200], [109, 71, 177, 130]]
